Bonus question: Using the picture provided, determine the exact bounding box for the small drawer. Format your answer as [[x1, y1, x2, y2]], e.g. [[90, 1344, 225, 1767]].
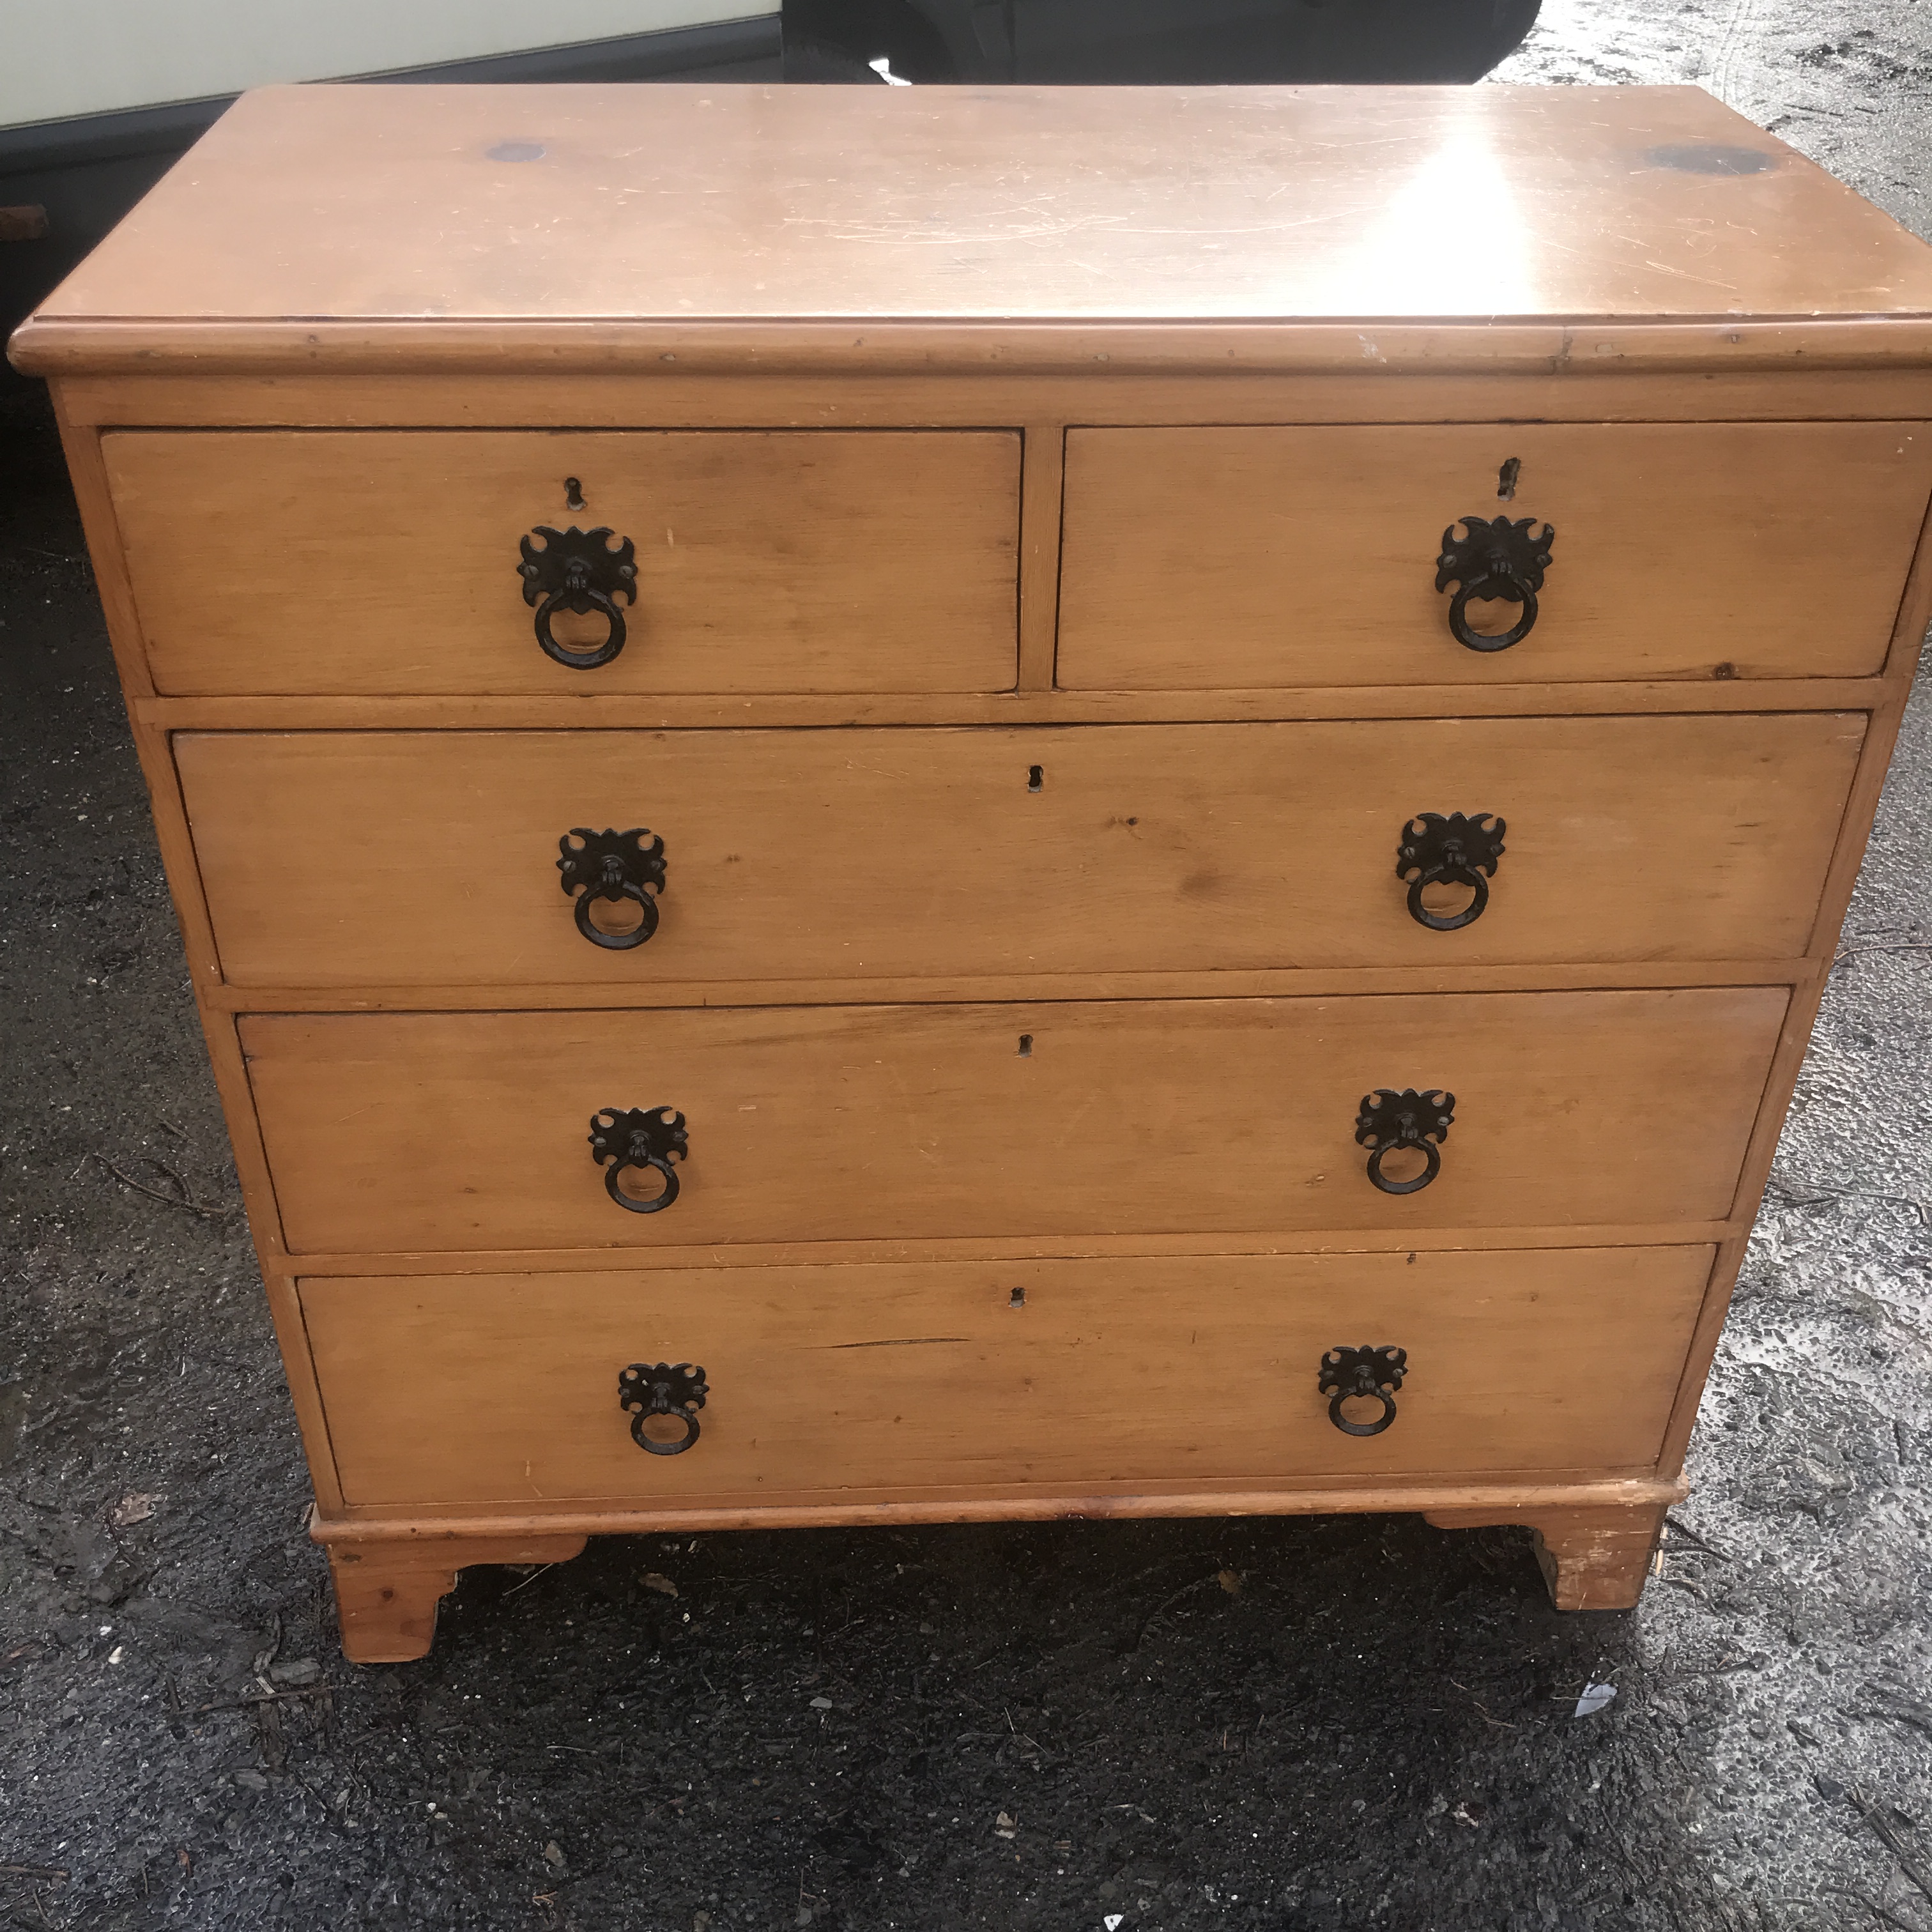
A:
[[105, 429, 1021, 695], [300, 1246, 1715, 1509], [178, 712, 1862, 988], [240, 988, 1786, 1255], [1057, 422, 1932, 689]]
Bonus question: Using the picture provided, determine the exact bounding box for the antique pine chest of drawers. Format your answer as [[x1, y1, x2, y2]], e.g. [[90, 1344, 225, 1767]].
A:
[[13, 82, 1932, 1661]]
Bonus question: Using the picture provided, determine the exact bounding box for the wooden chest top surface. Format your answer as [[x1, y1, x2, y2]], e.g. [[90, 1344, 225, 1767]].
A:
[[15, 83, 1932, 375]]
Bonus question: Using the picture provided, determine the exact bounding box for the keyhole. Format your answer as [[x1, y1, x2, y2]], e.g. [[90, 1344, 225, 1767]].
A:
[[1496, 457, 1521, 502], [1017, 1034, 1032, 1057], [564, 476, 586, 510], [1027, 765, 1043, 793], [1008, 1287, 1026, 1308]]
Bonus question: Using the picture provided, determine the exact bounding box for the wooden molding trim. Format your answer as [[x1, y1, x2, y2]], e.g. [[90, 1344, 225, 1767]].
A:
[[50, 368, 1932, 431], [19, 317, 1932, 379], [282, 1223, 1740, 1277], [313, 1475, 1689, 1544], [134, 684, 1896, 729], [195, 964, 1821, 1013]]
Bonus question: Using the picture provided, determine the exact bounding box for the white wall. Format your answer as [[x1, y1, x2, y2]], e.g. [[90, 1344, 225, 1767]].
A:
[[3, 1, 774, 130]]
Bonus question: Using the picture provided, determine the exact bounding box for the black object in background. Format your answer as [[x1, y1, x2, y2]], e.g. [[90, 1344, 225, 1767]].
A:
[[784, 0, 1543, 84]]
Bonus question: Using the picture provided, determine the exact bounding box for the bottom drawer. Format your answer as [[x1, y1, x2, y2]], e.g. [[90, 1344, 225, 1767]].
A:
[[302, 1246, 1713, 1509]]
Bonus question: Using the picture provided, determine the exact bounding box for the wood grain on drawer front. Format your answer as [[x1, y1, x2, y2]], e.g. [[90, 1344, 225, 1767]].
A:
[[1058, 422, 1932, 688], [180, 713, 1863, 988], [301, 1247, 1715, 1508], [103, 431, 1021, 696], [241, 990, 1786, 1254]]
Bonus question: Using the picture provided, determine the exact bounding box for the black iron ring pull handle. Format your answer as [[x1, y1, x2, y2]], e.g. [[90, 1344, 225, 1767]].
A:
[[558, 828, 667, 950], [590, 1105, 687, 1214], [519, 525, 638, 669], [1355, 1088, 1454, 1195], [1449, 580, 1536, 653], [1368, 1135, 1438, 1193], [1396, 812, 1505, 933], [1436, 515, 1555, 652], [1319, 1345, 1407, 1437], [619, 1361, 707, 1455]]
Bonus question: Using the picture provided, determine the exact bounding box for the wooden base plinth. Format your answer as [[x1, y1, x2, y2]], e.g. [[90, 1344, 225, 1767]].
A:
[[324, 1533, 588, 1662], [1425, 1503, 1669, 1610], [317, 1494, 1671, 1659]]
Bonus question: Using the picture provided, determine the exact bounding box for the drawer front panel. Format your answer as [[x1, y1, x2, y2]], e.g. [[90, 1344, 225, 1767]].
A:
[[302, 1247, 1715, 1508], [241, 990, 1786, 1254], [1058, 422, 1932, 688], [105, 431, 1021, 696], [181, 713, 1863, 988]]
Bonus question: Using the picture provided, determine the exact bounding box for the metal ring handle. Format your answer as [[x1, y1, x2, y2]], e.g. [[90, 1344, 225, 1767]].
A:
[[535, 586, 627, 670], [1366, 1137, 1441, 1196], [1405, 868, 1489, 933], [605, 1153, 680, 1214], [1328, 1388, 1398, 1437], [629, 1408, 700, 1455], [574, 879, 659, 950], [1448, 581, 1538, 653]]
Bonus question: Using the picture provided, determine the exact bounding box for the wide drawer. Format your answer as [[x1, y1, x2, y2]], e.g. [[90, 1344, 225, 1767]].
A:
[[240, 989, 1787, 1254], [104, 430, 1021, 696], [302, 1246, 1715, 1508], [1058, 422, 1932, 688], [180, 713, 1864, 988]]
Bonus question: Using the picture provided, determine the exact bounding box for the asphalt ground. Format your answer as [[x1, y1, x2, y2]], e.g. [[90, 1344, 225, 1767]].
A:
[[3, 5, 1929, 1927]]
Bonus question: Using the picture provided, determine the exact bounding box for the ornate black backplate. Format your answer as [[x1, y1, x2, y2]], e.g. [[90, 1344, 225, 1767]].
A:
[[1395, 811, 1505, 931], [1434, 514, 1555, 652], [1318, 1344, 1408, 1436], [1354, 1088, 1455, 1195], [590, 1105, 688, 1213], [558, 827, 668, 949], [618, 1360, 709, 1455], [518, 525, 638, 669]]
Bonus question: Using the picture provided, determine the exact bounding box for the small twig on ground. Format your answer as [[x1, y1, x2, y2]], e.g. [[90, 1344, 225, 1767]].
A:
[[1832, 941, 1932, 975], [1002, 1705, 1050, 1759], [282, 1764, 344, 1830], [1134, 1574, 1218, 1648], [1837, 1889, 1927, 1932], [86, 1152, 231, 1221], [1764, 1175, 1931, 1228], [152, 1158, 208, 1211], [1855, 1698, 1932, 1738], [1854, 1791, 1932, 1908], [180, 1687, 333, 1718], [0, 1867, 67, 1882], [1664, 1514, 1729, 1560], [252, 1611, 284, 1684]]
